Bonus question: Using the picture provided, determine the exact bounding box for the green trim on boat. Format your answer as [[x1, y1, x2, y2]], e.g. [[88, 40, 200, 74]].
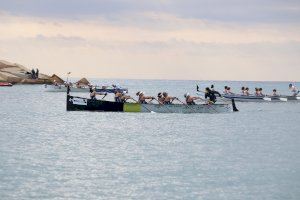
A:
[[123, 103, 141, 112]]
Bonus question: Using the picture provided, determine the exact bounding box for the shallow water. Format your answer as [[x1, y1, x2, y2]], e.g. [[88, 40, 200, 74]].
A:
[[0, 80, 300, 199]]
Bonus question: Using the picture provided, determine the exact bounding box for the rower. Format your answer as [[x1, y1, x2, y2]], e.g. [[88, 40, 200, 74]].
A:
[[184, 93, 200, 105], [224, 86, 228, 94], [120, 92, 131, 103], [272, 89, 278, 96], [241, 87, 245, 95], [289, 84, 299, 96], [114, 90, 123, 102], [211, 84, 215, 91], [227, 87, 233, 94], [244, 87, 250, 96], [90, 87, 106, 100], [136, 91, 154, 104], [255, 88, 260, 96], [204, 87, 221, 104], [90, 87, 97, 100], [157, 92, 165, 104], [258, 88, 264, 96], [162, 92, 177, 104]]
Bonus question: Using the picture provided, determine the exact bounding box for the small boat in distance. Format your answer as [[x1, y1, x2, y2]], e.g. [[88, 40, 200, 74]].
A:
[[45, 84, 128, 93], [66, 87, 238, 114], [0, 82, 13, 87]]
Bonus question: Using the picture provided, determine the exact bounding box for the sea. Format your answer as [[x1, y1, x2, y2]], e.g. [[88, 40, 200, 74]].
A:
[[0, 79, 299, 200]]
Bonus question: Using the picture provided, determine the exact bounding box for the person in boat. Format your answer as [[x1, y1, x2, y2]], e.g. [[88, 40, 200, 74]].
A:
[[184, 93, 200, 105], [244, 87, 250, 96], [90, 87, 106, 100], [136, 91, 154, 104], [157, 92, 165, 104], [255, 88, 259, 96], [211, 85, 215, 91], [227, 86, 233, 94], [115, 90, 131, 103], [162, 92, 177, 104], [224, 86, 228, 94], [289, 84, 299, 96], [241, 87, 245, 95], [205, 87, 221, 104], [272, 89, 278, 96], [258, 88, 264, 96]]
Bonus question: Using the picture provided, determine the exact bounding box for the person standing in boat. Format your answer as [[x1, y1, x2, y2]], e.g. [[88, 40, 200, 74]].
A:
[[289, 84, 299, 96], [162, 92, 177, 104], [184, 93, 201, 105], [205, 87, 221, 104], [136, 91, 154, 104]]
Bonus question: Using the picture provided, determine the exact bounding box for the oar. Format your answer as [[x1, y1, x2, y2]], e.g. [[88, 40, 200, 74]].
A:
[[101, 93, 108, 99], [279, 97, 288, 102], [263, 97, 272, 101], [175, 98, 199, 113], [152, 98, 173, 113], [131, 98, 156, 113]]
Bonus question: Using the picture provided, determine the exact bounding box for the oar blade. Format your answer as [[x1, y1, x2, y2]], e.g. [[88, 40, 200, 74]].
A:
[[263, 97, 272, 101], [279, 98, 288, 102]]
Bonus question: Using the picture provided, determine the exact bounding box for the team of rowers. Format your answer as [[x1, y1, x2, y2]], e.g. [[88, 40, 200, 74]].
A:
[[224, 83, 299, 96], [89, 86, 220, 105]]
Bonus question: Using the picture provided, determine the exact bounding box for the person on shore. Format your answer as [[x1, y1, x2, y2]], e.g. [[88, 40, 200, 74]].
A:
[[136, 91, 154, 104], [36, 68, 39, 79], [205, 87, 221, 104], [289, 84, 299, 96], [184, 93, 200, 105], [31, 69, 36, 79], [157, 92, 165, 104], [162, 92, 177, 105]]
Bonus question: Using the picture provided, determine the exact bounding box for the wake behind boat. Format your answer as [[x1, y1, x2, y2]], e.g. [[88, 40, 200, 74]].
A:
[[66, 87, 238, 114]]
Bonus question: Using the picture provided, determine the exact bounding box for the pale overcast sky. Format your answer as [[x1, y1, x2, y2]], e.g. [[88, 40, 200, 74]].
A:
[[1, 0, 300, 80]]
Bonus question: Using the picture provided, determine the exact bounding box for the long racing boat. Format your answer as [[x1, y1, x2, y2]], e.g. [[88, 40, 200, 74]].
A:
[[66, 90, 238, 114], [222, 94, 300, 102]]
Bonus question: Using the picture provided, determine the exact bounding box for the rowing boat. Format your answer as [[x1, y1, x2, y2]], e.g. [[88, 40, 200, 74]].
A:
[[66, 95, 236, 113], [0, 82, 13, 87], [222, 94, 300, 102], [66, 92, 238, 113], [45, 84, 128, 93]]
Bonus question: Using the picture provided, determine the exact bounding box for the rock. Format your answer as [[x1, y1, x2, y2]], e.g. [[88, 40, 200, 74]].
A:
[[0, 60, 61, 84]]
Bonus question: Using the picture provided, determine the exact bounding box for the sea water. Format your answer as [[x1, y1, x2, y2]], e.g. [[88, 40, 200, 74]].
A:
[[0, 80, 299, 199]]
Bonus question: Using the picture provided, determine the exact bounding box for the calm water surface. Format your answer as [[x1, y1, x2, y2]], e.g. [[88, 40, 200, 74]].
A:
[[0, 79, 300, 199]]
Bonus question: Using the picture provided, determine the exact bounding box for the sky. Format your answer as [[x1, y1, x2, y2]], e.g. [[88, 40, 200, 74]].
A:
[[0, 0, 300, 81]]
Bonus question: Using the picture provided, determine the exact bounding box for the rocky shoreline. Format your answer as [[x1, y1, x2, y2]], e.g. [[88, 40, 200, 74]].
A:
[[0, 60, 61, 84]]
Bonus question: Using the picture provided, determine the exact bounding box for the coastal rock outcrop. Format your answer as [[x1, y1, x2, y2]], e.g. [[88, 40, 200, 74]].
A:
[[0, 60, 60, 84]]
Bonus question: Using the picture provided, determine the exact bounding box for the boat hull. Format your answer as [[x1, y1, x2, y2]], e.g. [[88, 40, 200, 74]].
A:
[[66, 95, 234, 113], [45, 85, 128, 93]]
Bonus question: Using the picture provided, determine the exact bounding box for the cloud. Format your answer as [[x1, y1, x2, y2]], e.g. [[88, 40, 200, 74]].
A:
[[0, 11, 299, 81]]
